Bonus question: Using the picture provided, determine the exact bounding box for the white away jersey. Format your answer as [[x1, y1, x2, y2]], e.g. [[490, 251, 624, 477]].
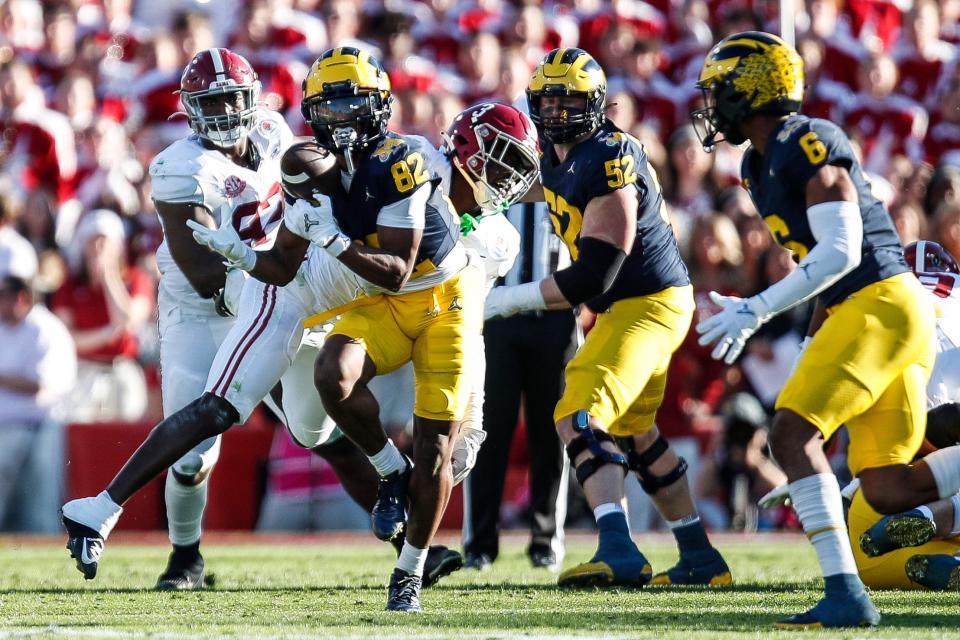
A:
[[917, 271, 960, 407], [150, 109, 292, 311]]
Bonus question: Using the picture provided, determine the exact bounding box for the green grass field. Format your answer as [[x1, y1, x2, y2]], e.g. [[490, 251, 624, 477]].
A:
[[1, 532, 958, 639]]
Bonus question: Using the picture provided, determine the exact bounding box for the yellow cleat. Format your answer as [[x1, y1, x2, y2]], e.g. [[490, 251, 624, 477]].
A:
[[557, 560, 651, 588], [648, 551, 733, 587]]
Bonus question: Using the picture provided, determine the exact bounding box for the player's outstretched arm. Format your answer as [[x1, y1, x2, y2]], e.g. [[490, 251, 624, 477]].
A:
[[188, 207, 309, 287], [484, 187, 636, 319], [696, 165, 862, 363], [338, 224, 420, 292], [157, 200, 233, 298], [247, 224, 310, 286]]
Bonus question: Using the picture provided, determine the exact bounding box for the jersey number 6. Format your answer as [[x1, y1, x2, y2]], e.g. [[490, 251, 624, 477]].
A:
[[799, 132, 827, 165]]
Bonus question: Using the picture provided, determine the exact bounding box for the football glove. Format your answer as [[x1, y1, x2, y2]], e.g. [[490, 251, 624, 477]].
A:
[[214, 267, 248, 317], [286, 198, 351, 257], [758, 483, 791, 509], [484, 282, 546, 320], [186, 205, 257, 272], [451, 425, 487, 486], [695, 291, 768, 364]]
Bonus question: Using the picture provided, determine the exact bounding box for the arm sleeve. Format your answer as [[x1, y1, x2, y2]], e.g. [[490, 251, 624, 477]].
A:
[[752, 201, 863, 317], [376, 182, 429, 229]]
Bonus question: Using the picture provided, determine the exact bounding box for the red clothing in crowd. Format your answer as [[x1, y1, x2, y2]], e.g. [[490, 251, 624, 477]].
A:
[[842, 92, 928, 164], [925, 114, 960, 166], [50, 267, 154, 362]]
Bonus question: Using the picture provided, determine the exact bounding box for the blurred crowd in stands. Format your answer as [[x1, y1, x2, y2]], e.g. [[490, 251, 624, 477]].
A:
[[0, 0, 957, 533]]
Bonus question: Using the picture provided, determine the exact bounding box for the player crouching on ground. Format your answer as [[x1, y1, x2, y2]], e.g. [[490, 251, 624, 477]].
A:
[[851, 241, 960, 591]]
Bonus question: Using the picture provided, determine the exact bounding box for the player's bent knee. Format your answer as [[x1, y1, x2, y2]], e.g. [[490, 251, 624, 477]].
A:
[[196, 393, 240, 436], [616, 434, 687, 494], [565, 411, 628, 486]]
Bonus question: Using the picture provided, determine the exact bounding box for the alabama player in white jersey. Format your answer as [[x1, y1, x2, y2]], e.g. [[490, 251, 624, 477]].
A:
[[146, 47, 291, 589], [59, 102, 535, 595]]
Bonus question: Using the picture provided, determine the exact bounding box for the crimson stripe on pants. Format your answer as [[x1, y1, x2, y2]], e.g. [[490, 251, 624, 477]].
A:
[[214, 285, 277, 397], [211, 284, 274, 396]]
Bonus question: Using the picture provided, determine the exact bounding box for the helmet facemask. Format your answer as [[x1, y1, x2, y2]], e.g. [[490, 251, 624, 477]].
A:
[[527, 86, 605, 144], [691, 80, 748, 152], [182, 84, 260, 149], [302, 85, 392, 173], [445, 124, 539, 214]]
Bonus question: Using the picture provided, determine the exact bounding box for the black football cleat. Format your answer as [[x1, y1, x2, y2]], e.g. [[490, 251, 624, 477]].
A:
[[528, 544, 559, 572], [155, 548, 214, 591], [372, 457, 412, 542], [61, 512, 104, 580], [422, 545, 463, 587], [386, 568, 422, 612], [464, 552, 493, 571]]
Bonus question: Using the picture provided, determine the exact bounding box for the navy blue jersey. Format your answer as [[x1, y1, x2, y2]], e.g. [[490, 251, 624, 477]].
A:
[[328, 133, 460, 280], [741, 115, 907, 308], [540, 120, 689, 312]]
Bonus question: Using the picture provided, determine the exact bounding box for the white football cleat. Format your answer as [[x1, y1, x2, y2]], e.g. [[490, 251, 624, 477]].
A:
[[60, 492, 123, 580]]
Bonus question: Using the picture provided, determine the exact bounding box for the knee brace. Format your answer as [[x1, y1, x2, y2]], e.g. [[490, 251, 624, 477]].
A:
[[565, 411, 628, 486], [616, 434, 687, 495]]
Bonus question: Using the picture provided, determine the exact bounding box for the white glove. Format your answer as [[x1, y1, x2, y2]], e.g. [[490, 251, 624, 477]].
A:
[[451, 426, 488, 485], [758, 483, 791, 509], [695, 291, 768, 364], [214, 267, 248, 317], [484, 282, 546, 320], [186, 206, 257, 271], [287, 198, 351, 257]]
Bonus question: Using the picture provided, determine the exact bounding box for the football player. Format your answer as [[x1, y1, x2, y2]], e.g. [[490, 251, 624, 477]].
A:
[[61, 93, 535, 614], [484, 48, 731, 589], [691, 32, 960, 627], [108, 47, 291, 590], [851, 241, 960, 591], [224, 49, 537, 611], [60, 47, 459, 593], [761, 240, 960, 591]]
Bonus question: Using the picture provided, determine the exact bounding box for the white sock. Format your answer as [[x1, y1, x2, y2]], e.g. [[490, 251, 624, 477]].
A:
[[66, 491, 124, 539], [368, 440, 406, 477], [916, 505, 935, 522], [949, 494, 960, 538], [665, 513, 701, 529], [593, 503, 624, 522], [396, 541, 428, 577], [789, 473, 859, 577], [164, 473, 208, 546], [923, 446, 960, 498]]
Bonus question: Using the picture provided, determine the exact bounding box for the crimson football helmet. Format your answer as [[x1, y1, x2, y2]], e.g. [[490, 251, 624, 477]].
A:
[[179, 48, 261, 148], [904, 240, 960, 275], [442, 103, 540, 213]]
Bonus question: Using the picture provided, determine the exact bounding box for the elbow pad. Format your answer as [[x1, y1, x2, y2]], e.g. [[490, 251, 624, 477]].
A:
[[553, 237, 627, 306]]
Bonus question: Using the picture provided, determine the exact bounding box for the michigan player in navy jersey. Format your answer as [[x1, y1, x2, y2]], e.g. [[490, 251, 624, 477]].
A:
[[485, 48, 731, 589], [210, 48, 488, 612], [692, 31, 960, 627]]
